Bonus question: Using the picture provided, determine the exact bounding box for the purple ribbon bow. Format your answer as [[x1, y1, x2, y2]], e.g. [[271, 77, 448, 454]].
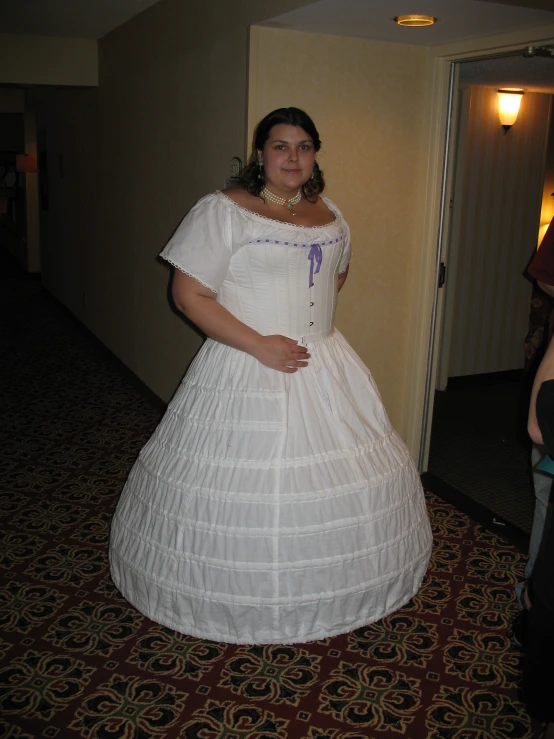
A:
[[308, 244, 323, 288]]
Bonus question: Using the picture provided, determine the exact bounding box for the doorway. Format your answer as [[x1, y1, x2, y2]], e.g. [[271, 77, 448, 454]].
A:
[[0, 112, 26, 265], [423, 52, 554, 549]]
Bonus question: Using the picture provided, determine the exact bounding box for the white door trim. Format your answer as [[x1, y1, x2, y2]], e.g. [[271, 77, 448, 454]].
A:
[[404, 24, 554, 469]]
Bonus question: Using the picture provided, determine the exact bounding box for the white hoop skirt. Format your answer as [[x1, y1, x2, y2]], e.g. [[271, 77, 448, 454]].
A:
[[109, 192, 432, 644], [110, 331, 431, 644]]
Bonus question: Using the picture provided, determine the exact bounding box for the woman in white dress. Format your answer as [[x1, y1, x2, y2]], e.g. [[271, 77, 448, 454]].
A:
[[110, 107, 432, 645]]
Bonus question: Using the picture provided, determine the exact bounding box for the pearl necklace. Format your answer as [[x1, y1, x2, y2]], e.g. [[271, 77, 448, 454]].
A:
[[261, 186, 302, 216]]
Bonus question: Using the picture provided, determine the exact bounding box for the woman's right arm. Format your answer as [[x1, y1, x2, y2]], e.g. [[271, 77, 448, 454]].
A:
[[172, 271, 309, 373]]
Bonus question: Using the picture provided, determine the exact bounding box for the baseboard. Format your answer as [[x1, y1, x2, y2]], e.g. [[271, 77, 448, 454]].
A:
[[421, 471, 529, 553], [446, 369, 524, 391]]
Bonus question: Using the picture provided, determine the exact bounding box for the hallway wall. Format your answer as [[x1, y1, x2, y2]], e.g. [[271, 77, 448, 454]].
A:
[[249, 26, 432, 431], [447, 86, 551, 378], [0, 88, 40, 272], [0, 34, 97, 86], [39, 0, 319, 402], [32, 87, 99, 321]]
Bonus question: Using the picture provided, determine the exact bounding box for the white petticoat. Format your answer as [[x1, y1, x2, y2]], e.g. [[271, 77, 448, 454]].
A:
[[110, 329, 432, 644]]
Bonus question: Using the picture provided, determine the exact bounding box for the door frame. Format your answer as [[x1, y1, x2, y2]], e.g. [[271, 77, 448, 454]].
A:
[[404, 24, 554, 470]]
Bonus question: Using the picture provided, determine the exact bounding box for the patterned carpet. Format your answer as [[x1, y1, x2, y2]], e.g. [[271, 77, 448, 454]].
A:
[[0, 266, 536, 738]]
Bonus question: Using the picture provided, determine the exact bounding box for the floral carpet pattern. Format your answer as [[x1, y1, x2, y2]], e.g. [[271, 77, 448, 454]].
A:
[[0, 277, 533, 738]]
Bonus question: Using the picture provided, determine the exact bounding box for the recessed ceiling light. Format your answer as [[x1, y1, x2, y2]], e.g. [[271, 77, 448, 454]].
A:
[[394, 14, 437, 27]]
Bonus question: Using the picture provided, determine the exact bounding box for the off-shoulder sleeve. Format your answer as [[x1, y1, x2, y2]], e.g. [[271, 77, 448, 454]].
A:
[[160, 193, 231, 293], [338, 221, 351, 275]]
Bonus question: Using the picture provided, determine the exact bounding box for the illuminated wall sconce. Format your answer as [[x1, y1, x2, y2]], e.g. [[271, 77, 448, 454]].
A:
[[497, 88, 524, 134]]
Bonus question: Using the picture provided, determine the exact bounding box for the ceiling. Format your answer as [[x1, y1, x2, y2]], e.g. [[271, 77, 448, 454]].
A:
[[258, 0, 554, 93], [459, 53, 554, 94], [1, 0, 553, 92], [0, 0, 163, 40], [0, 0, 552, 41], [259, 0, 554, 46]]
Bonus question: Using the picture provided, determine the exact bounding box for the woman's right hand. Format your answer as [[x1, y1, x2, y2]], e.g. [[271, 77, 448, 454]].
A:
[[171, 273, 310, 373], [251, 335, 310, 373]]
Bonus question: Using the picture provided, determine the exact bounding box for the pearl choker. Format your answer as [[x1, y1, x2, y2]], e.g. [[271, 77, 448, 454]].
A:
[[261, 186, 302, 216]]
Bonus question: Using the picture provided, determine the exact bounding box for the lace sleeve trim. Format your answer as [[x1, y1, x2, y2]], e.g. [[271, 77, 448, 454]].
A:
[[161, 256, 218, 294]]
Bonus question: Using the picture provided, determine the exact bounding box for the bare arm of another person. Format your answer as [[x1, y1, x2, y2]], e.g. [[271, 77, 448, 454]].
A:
[[538, 280, 554, 299], [528, 335, 554, 444], [171, 271, 310, 374]]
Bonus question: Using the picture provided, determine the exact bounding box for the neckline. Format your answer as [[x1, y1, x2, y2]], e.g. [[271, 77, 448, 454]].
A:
[[217, 190, 338, 229]]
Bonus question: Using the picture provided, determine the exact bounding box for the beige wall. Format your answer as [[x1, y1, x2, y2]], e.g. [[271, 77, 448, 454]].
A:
[[249, 26, 432, 432], [0, 88, 25, 113], [38, 0, 319, 402], [0, 34, 97, 86], [445, 87, 550, 378], [0, 32, 97, 273], [0, 88, 41, 271], [0, 114, 24, 151], [0, 90, 24, 264], [32, 87, 99, 317]]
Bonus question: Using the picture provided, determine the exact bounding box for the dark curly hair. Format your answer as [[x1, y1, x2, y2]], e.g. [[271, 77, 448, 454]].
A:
[[232, 107, 325, 202]]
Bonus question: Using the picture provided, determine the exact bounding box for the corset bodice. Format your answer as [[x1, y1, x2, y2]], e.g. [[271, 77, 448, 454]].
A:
[[160, 191, 351, 342], [217, 230, 345, 342]]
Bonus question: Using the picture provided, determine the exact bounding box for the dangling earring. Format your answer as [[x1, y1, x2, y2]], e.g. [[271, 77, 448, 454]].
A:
[[257, 161, 264, 181]]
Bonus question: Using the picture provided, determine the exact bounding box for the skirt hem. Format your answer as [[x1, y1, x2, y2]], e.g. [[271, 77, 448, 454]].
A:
[[110, 552, 430, 646]]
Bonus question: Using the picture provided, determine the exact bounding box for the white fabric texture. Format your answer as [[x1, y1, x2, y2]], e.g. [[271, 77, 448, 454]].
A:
[[110, 191, 432, 644]]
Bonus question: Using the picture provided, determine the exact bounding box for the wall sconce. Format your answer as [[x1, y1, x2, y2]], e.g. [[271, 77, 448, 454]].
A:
[[497, 88, 524, 134]]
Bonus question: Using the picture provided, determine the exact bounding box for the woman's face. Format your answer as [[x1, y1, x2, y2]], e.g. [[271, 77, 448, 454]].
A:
[[259, 124, 316, 195]]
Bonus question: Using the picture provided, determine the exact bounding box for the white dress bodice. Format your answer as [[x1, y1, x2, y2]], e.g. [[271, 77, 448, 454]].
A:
[[160, 191, 350, 343]]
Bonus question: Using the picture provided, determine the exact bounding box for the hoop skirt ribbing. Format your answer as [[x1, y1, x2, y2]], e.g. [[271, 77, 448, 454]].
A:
[[109, 192, 432, 644]]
